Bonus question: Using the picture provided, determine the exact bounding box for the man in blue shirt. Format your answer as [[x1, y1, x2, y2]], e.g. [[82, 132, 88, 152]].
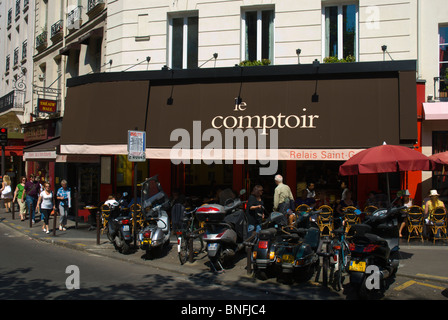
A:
[[56, 180, 71, 231]]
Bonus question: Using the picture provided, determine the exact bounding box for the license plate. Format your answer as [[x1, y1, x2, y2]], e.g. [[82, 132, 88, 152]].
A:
[[208, 243, 218, 251], [349, 260, 366, 272], [282, 254, 294, 263], [122, 225, 130, 231]]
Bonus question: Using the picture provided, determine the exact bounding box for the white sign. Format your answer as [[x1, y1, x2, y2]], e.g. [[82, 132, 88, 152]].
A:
[[128, 130, 146, 162]]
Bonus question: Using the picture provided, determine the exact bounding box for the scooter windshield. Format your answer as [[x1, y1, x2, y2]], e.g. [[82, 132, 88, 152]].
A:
[[141, 175, 167, 211]]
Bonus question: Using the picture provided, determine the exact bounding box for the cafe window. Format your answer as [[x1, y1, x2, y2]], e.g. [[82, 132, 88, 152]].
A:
[[168, 14, 198, 69], [323, 3, 358, 61], [242, 8, 274, 63]]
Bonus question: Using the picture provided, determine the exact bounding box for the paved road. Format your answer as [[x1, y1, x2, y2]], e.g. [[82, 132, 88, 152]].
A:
[[1, 216, 448, 302]]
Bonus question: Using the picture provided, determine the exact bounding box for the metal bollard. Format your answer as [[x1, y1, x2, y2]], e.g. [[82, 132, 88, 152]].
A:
[[52, 208, 57, 236], [11, 200, 15, 220], [96, 211, 101, 245], [188, 236, 194, 263]]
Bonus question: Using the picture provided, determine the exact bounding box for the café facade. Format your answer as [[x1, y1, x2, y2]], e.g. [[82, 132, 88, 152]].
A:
[[60, 60, 425, 209]]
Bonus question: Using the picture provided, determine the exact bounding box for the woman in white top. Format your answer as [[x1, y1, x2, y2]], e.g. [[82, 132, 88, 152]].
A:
[[1, 175, 13, 212], [36, 182, 55, 234]]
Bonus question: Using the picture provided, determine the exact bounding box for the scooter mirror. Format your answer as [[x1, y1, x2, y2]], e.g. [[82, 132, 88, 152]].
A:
[[122, 192, 128, 197], [239, 189, 246, 196], [354, 209, 362, 215]]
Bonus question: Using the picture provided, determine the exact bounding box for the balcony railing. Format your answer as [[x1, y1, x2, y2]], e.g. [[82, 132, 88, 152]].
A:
[[51, 20, 63, 42], [67, 6, 82, 30], [87, 0, 105, 19], [0, 90, 25, 114], [36, 31, 48, 51], [23, 0, 29, 12]]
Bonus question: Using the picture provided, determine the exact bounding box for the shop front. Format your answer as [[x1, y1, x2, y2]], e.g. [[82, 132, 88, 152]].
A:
[[60, 60, 420, 209]]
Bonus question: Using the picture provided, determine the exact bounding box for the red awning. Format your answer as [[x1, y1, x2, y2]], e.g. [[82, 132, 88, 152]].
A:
[[0, 145, 24, 156]]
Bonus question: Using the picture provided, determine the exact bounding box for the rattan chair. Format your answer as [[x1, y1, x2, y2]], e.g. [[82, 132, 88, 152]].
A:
[[429, 206, 447, 244], [100, 204, 111, 232], [317, 205, 333, 236], [295, 204, 311, 214], [407, 205, 424, 243], [343, 206, 360, 237]]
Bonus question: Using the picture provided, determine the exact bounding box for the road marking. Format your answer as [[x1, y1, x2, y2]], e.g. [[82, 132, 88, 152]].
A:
[[416, 273, 448, 281], [394, 280, 417, 291], [394, 280, 446, 291], [75, 243, 87, 247]]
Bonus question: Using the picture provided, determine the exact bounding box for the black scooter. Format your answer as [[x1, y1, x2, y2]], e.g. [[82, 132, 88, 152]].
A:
[[106, 193, 134, 254], [347, 204, 403, 299], [252, 211, 288, 280], [274, 210, 321, 282]]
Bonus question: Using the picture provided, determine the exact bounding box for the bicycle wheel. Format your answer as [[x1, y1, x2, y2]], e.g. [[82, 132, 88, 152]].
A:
[[192, 233, 204, 254], [178, 233, 189, 265]]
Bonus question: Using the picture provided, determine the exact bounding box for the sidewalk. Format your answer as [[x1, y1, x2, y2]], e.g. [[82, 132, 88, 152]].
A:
[[1, 207, 447, 295]]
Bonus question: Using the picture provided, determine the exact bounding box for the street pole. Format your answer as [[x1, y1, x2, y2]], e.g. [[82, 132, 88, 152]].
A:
[[1, 145, 5, 177]]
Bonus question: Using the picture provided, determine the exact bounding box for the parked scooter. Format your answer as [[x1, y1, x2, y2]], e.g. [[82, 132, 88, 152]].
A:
[[274, 209, 321, 282], [197, 191, 248, 272], [137, 175, 171, 259], [252, 210, 288, 280], [105, 192, 134, 254], [347, 202, 403, 299]]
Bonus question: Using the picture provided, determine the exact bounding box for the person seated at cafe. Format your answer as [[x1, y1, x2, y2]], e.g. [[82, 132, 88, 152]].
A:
[[397, 190, 413, 238], [306, 182, 316, 200], [365, 191, 379, 207], [336, 190, 357, 218], [295, 189, 315, 208], [104, 195, 119, 207]]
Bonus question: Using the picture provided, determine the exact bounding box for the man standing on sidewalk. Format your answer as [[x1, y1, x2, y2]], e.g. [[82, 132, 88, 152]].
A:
[[273, 174, 294, 214], [24, 174, 40, 224], [56, 180, 71, 231]]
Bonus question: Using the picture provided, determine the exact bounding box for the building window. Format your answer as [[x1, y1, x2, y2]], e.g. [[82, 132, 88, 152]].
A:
[[169, 15, 198, 69], [439, 26, 448, 93], [323, 3, 358, 61], [242, 9, 274, 63]]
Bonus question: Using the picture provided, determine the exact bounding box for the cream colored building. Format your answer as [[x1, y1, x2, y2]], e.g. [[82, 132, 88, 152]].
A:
[[31, 0, 107, 119], [0, 0, 34, 135]]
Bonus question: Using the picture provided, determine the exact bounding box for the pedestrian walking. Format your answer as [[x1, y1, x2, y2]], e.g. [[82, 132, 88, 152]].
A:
[[273, 174, 294, 214], [247, 185, 264, 234], [13, 176, 27, 221], [1, 175, 13, 212], [56, 180, 71, 231], [36, 182, 55, 234], [24, 174, 40, 224]]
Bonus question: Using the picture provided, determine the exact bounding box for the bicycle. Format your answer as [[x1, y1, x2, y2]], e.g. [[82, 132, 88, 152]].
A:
[[329, 217, 352, 291], [177, 207, 205, 265]]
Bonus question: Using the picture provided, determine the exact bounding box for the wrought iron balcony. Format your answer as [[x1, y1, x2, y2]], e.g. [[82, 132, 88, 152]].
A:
[[87, 0, 105, 19], [67, 6, 82, 30], [7, 9, 12, 28], [36, 31, 48, 51], [51, 20, 63, 42], [0, 90, 25, 114]]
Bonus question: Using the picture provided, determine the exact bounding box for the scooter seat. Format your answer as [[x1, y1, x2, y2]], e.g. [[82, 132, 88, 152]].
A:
[[363, 233, 389, 247], [259, 228, 277, 239], [282, 233, 300, 241]]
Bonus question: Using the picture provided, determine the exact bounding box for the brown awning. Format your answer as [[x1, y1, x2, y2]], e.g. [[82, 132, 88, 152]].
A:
[[60, 61, 417, 159]]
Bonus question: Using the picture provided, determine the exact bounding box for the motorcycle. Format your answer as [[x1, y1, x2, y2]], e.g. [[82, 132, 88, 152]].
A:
[[347, 203, 403, 299], [252, 210, 288, 280], [105, 192, 134, 254], [274, 209, 321, 282], [137, 175, 171, 259], [197, 191, 248, 272]]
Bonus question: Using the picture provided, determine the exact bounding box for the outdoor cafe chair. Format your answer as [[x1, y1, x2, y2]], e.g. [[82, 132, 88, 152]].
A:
[[429, 206, 447, 244], [317, 205, 333, 236], [407, 205, 424, 243]]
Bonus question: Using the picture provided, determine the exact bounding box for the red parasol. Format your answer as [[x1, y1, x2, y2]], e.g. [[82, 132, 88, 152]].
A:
[[339, 143, 434, 176], [339, 143, 436, 204]]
